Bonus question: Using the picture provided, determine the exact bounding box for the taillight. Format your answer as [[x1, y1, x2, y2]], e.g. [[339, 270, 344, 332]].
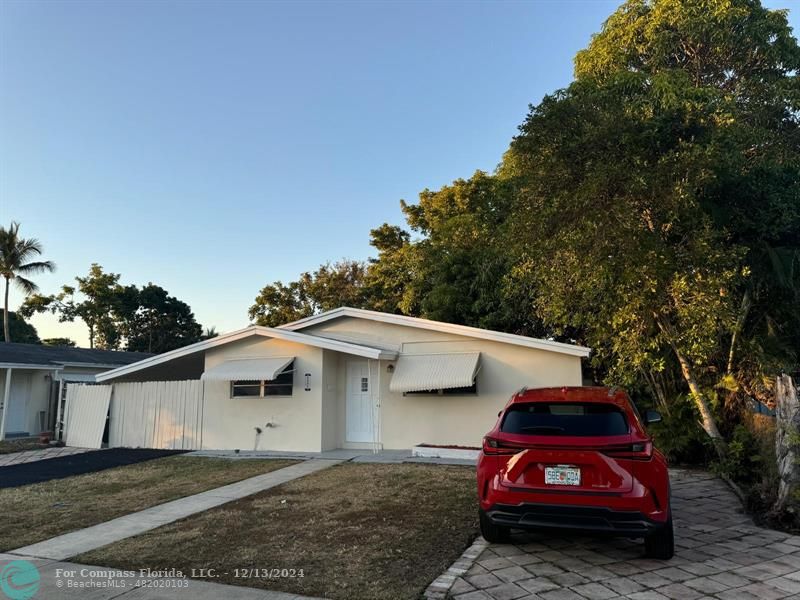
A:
[[482, 437, 519, 455], [603, 441, 653, 460]]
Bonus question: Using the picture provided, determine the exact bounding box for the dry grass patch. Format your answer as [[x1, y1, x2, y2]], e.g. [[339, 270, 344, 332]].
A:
[[78, 462, 478, 600], [0, 439, 48, 454], [0, 456, 298, 551]]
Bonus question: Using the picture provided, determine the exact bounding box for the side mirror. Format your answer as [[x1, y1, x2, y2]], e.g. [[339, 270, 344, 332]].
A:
[[644, 409, 662, 425]]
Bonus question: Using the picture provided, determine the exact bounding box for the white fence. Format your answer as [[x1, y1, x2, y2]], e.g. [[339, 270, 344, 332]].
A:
[[64, 385, 112, 449], [65, 380, 204, 450]]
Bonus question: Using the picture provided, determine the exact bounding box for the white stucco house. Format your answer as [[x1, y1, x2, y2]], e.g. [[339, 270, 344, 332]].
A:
[[0, 343, 152, 440], [93, 308, 590, 451]]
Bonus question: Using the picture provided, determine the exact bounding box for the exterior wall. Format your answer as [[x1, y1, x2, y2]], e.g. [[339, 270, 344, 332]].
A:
[[304, 317, 583, 449], [202, 336, 324, 452], [106, 353, 204, 383], [0, 368, 54, 436]]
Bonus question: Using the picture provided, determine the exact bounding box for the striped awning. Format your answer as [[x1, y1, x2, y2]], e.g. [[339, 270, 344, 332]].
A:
[[201, 357, 294, 382], [389, 352, 481, 393]]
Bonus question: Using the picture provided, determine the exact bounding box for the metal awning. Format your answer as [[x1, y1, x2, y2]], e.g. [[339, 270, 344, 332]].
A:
[[389, 352, 481, 393], [201, 357, 294, 382]]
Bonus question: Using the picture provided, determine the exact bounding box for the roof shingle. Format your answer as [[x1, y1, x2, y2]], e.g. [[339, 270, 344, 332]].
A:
[[0, 343, 153, 367]]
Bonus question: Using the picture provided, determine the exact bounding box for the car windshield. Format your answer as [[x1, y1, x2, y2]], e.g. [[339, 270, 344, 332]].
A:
[[500, 402, 629, 436]]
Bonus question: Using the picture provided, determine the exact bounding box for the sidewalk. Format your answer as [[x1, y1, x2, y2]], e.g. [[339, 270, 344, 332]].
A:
[[0, 446, 93, 466], [0, 554, 322, 600], [189, 448, 476, 466], [9, 458, 341, 561]]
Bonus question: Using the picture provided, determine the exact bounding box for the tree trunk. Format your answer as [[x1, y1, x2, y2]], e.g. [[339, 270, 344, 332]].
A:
[[640, 366, 669, 413], [674, 348, 725, 452], [656, 315, 726, 456], [727, 289, 752, 375], [773, 375, 799, 514], [3, 277, 9, 343]]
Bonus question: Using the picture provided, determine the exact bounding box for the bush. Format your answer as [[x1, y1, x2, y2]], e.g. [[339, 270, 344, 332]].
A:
[[649, 395, 713, 465], [712, 424, 764, 485]]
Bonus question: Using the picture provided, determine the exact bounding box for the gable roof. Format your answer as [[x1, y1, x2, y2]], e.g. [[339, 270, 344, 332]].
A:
[[279, 307, 591, 358], [0, 342, 153, 370], [95, 325, 397, 383]]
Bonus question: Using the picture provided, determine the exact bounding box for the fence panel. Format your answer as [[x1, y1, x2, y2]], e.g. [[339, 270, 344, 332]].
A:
[[108, 380, 204, 450], [64, 384, 113, 449]]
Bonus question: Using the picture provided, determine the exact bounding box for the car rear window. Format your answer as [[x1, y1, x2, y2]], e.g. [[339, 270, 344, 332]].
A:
[[500, 402, 628, 436]]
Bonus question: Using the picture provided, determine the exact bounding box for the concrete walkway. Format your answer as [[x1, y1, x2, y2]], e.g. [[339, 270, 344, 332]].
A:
[[439, 468, 800, 600], [0, 554, 322, 599], [189, 448, 477, 466], [10, 459, 341, 561]]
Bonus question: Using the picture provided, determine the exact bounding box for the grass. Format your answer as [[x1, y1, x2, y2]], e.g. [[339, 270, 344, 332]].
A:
[[0, 438, 49, 454], [77, 463, 478, 600], [0, 456, 298, 551]]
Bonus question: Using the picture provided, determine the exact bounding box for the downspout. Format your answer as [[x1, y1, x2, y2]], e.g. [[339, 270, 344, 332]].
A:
[[54, 376, 65, 441], [368, 359, 376, 454], [376, 359, 382, 453], [0, 367, 12, 441]]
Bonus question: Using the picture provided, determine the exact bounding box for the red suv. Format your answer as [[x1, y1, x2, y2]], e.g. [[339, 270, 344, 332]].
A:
[[477, 386, 673, 559]]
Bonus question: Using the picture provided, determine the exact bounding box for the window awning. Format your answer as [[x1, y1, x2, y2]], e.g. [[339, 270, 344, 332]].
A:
[[389, 352, 481, 393], [201, 357, 294, 382]]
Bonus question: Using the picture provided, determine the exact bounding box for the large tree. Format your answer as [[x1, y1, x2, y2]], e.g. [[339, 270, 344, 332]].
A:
[[0, 222, 55, 343], [0, 312, 40, 344], [22, 265, 204, 352], [118, 283, 203, 353], [249, 261, 370, 327], [505, 0, 800, 450], [400, 172, 554, 336], [21, 264, 122, 349]]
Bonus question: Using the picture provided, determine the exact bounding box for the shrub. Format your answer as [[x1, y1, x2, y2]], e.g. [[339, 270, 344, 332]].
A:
[[712, 424, 764, 485], [649, 395, 713, 465]]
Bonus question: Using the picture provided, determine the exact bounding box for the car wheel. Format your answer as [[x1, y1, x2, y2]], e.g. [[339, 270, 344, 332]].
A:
[[644, 513, 674, 560], [479, 509, 510, 543]]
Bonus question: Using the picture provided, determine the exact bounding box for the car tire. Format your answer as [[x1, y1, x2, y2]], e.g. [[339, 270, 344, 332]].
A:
[[644, 512, 674, 560], [479, 509, 510, 544]]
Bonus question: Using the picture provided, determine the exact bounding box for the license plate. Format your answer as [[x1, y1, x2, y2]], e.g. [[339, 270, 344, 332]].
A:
[[544, 465, 581, 486]]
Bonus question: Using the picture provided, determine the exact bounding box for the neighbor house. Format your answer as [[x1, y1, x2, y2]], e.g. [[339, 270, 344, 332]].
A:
[[91, 308, 590, 452], [0, 343, 152, 440]]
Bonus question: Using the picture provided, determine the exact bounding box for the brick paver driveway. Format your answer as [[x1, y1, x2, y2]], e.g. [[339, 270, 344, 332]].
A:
[[449, 469, 800, 600]]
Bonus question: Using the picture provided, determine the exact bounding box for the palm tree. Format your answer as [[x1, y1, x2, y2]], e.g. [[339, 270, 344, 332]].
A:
[[0, 222, 55, 343], [201, 326, 219, 340]]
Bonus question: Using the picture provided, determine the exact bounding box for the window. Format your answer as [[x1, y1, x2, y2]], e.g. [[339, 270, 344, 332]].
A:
[[361, 377, 369, 392], [405, 381, 477, 396], [501, 402, 628, 436], [231, 361, 294, 398]]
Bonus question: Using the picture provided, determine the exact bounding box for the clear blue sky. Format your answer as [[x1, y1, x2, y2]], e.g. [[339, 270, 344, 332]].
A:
[[1, 0, 796, 346]]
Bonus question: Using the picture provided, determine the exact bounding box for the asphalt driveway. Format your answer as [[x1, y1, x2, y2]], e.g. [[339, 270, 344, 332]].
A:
[[446, 469, 800, 599], [0, 448, 187, 488]]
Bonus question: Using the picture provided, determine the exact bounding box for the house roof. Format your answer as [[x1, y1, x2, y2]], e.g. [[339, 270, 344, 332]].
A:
[[0, 342, 153, 370], [279, 307, 591, 358], [95, 326, 397, 383]]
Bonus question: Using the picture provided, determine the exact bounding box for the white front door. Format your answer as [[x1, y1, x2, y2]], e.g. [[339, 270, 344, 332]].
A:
[[346, 360, 373, 443], [6, 372, 32, 434]]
